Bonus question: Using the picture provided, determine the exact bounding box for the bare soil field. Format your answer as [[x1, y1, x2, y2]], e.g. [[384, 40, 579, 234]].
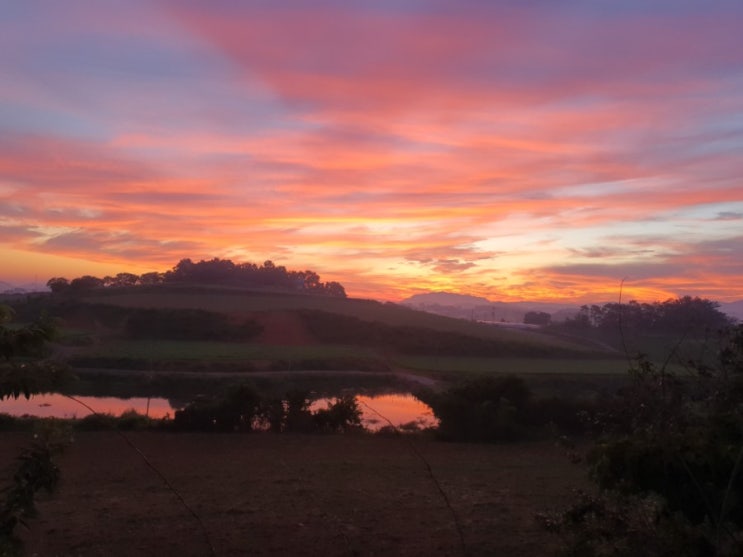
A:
[[252, 311, 315, 346], [0, 432, 588, 557]]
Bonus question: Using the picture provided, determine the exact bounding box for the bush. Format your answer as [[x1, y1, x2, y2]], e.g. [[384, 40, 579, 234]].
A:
[[117, 409, 152, 430], [1, 421, 69, 554], [0, 413, 18, 431], [125, 308, 262, 341], [546, 324, 743, 556], [76, 413, 118, 430], [173, 384, 261, 432], [424, 376, 532, 442], [312, 394, 363, 433]]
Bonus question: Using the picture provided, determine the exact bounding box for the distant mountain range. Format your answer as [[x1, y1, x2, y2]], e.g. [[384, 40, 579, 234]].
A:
[[401, 292, 579, 323], [401, 291, 743, 323], [0, 280, 48, 294]]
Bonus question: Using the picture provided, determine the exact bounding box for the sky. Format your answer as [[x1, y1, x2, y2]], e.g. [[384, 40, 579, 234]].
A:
[[1, 1, 742, 303]]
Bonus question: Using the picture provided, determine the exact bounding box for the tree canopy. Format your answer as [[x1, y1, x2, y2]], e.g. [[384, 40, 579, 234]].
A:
[[565, 296, 732, 335], [46, 258, 347, 297]]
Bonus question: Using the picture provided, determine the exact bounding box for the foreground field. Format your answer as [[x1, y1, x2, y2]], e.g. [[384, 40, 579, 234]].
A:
[[2, 432, 588, 556]]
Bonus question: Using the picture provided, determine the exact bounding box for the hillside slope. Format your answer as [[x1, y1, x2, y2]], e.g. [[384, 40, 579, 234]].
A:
[[74, 285, 604, 355]]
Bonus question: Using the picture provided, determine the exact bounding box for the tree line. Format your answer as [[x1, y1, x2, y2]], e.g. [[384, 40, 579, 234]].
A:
[[563, 296, 732, 335], [45, 257, 346, 297]]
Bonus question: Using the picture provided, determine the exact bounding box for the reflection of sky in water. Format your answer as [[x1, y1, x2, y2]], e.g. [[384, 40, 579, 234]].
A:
[[2, 393, 437, 430], [1, 394, 175, 419], [313, 394, 437, 431]]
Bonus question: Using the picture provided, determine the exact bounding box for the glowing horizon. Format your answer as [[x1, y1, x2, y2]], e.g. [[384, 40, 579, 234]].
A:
[[2, 1, 742, 303]]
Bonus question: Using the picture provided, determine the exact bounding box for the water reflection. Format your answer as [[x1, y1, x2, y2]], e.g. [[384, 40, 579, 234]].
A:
[[1, 394, 174, 419], [2, 392, 437, 430], [313, 394, 437, 431]]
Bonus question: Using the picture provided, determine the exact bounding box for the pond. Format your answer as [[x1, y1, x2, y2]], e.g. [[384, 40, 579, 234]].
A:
[[1, 392, 437, 431]]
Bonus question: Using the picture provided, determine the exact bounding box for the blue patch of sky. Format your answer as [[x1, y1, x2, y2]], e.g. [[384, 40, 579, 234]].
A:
[[687, 114, 743, 157], [6, 22, 299, 140], [674, 202, 743, 222], [550, 0, 742, 17], [0, 103, 106, 141], [551, 180, 641, 198]]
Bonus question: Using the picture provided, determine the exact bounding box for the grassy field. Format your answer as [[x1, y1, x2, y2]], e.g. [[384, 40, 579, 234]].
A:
[[398, 355, 630, 375], [82, 286, 595, 352], [79, 340, 378, 363]]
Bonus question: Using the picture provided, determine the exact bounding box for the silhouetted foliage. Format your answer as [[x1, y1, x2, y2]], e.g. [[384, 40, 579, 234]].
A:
[[68, 275, 104, 292], [424, 376, 532, 442], [1, 306, 71, 401], [162, 257, 346, 296], [312, 394, 363, 433], [125, 308, 262, 341], [545, 324, 743, 556], [45, 277, 69, 294], [0, 425, 67, 555], [173, 388, 364, 434], [173, 384, 262, 432], [421, 375, 596, 442], [524, 311, 551, 326], [565, 296, 732, 336], [0, 310, 71, 555], [48, 257, 346, 297], [299, 310, 582, 357]]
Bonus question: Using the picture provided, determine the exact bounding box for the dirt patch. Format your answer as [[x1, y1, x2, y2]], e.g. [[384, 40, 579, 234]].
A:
[[0, 432, 589, 556], [252, 311, 315, 345]]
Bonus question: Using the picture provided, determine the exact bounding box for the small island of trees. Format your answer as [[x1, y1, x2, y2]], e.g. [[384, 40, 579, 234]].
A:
[[45, 257, 347, 298]]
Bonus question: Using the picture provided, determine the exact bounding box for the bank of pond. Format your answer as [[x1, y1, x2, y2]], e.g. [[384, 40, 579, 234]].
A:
[[0, 391, 437, 433], [0, 375, 600, 441]]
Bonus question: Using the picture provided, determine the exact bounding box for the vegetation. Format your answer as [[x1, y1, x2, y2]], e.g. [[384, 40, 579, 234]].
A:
[[124, 308, 262, 341], [47, 257, 347, 297], [172, 384, 364, 434], [543, 324, 743, 556], [0, 306, 72, 555], [420, 375, 593, 442], [0, 305, 71, 404], [299, 309, 595, 358], [565, 296, 732, 334], [0, 423, 68, 556]]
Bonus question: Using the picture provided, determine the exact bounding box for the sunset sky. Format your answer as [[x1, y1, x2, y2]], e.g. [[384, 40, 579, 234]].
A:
[[2, 1, 742, 302]]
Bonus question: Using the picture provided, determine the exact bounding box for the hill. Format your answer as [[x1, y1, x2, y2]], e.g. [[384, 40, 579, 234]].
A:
[[11, 285, 610, 376], [401, 291, 577, 323], [82, 284, 598, 351]]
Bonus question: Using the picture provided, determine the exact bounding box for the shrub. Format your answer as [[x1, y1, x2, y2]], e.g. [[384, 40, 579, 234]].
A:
[[312, 394, 363, 433], [117, 409, 152, 430], [76, 413, 118, 430], [1, 421, 69, 554], [546, 324, 743, 555], [173, 384, 261, 432], [424, 376, 532, 442], [125, 308, 262, 341]]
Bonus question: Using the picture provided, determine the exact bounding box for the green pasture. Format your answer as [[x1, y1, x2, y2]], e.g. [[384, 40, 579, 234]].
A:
[[397, 355, 632, 376], [80, 340, 377, 362], [84, 287, 598, 353]]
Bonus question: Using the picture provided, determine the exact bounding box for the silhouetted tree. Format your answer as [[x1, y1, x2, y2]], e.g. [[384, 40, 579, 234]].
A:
[[138, 271, 163, 285], [524, 311, 551, 326], [46, 277, 69, 294], [68, 275, 104, 292], [569, 297, 731, 336], [109, 272, 139, 288]]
